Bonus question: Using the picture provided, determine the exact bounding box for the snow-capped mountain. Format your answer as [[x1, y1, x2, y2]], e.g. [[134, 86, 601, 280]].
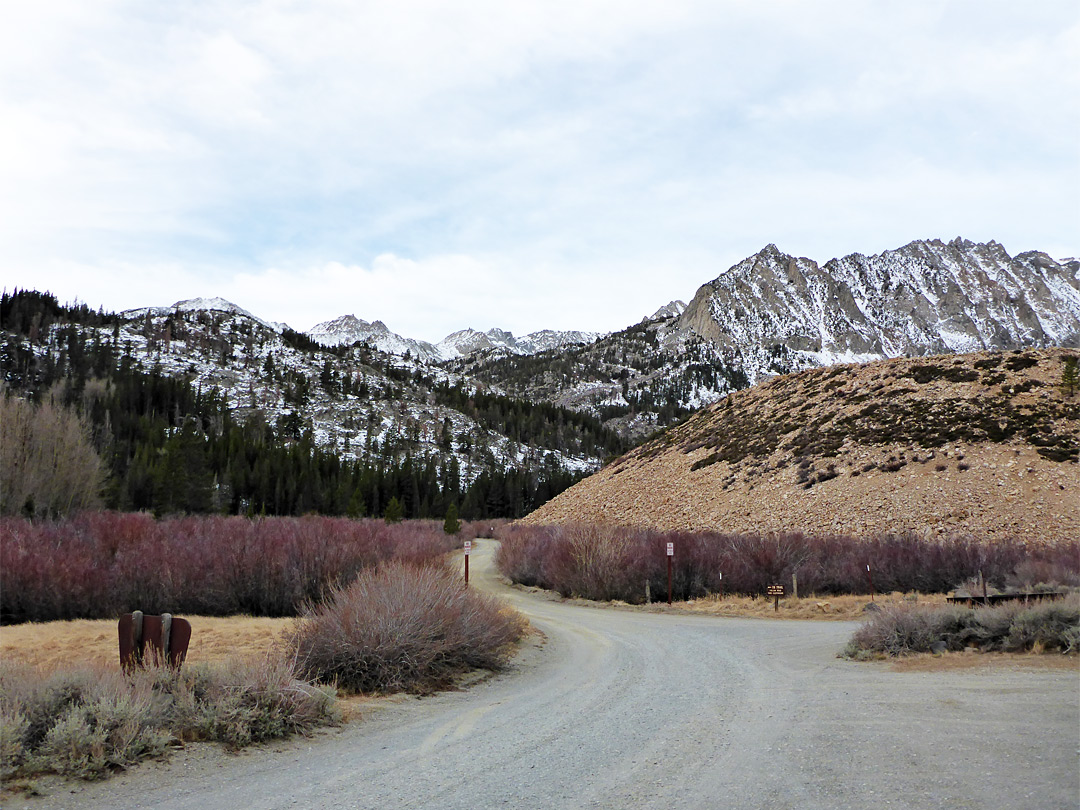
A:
[[122, 297, 286, 333], [13, 236, 1077, 459], [307, 314, 441, 361], [647, 300, 687, 321], [452, 237, 1080, 439], [307, 316, 601, 362], [6, 297, 613, 492], [435, 327, 601, 360], [677, 238, 1080, 384]]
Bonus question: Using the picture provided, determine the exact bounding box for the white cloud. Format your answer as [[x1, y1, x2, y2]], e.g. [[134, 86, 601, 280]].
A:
[[1, 0, 1077, 339]]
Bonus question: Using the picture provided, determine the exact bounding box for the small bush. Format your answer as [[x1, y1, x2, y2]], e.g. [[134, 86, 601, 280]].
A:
[[843, 594, 1080, 658], [0, 655, 339, 781], [289, 562, 526, 694]]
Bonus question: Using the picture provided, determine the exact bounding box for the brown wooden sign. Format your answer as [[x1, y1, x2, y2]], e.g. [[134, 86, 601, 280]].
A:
[[118, 611, 191, 671], [767, 584, 784, 612]]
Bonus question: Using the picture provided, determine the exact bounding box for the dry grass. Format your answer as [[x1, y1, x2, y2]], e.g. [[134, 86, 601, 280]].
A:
[[888, 650, 1080, 673], [660, 591, 949, 621], [0, 616, 293, 673]]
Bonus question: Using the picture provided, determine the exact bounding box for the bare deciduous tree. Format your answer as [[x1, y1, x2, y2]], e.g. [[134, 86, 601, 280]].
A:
[[0, 392, 105, 517]]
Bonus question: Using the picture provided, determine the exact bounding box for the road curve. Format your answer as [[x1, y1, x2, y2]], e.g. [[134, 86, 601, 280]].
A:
[[33, 539, 1079, 810]]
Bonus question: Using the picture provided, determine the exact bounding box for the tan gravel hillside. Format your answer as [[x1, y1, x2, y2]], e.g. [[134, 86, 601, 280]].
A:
[[525, 348, 1080, 542]]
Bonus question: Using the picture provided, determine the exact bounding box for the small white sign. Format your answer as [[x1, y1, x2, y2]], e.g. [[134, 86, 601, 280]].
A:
[[666, 542, 674, 556], [464, 541, 472, 555]]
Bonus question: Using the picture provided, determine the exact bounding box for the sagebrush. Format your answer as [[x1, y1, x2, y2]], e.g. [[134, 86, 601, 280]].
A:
[[290, 561, 527, 694], [0, 655, 339, 781], [843, 594, 1080, 658]]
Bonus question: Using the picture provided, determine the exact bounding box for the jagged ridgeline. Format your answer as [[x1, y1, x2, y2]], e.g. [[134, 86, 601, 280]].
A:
[[525, 348, 1080, 542], [0, 290, 625, 519], [444, 238, 1079, 440]]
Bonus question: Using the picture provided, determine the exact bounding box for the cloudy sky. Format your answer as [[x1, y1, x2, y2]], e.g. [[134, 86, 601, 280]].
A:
[[2, 1, 1077, 342]]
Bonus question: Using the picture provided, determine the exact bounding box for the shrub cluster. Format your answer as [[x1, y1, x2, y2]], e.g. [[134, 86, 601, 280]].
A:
[[290, 561, 527, 694], [456, 518, 512, 541], [496, 524, 1079, 602], [0, 513, 457, 623], [0, 655, 339, 781], [843, 595, 1080, 657]]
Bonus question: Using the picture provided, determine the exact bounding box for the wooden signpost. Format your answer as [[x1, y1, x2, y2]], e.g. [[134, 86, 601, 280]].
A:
[[464, 540, 472, 584], [767, 584, 784, 612]]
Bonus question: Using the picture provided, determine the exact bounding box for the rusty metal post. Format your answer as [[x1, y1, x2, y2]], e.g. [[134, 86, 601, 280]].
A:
[[464, 540, 471, 585], [119, 612, 191, 671]]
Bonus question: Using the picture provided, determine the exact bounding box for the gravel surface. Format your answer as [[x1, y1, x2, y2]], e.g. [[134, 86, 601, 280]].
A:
[[19, 540, 1079, 810]]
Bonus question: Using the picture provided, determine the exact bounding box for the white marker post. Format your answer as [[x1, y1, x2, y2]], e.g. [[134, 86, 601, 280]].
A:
[[464, 541, 472, 585], [666, 542, 674, 606]]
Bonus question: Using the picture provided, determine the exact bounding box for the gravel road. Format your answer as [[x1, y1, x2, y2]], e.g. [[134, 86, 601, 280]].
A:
[[25, 539, 1079, 810]]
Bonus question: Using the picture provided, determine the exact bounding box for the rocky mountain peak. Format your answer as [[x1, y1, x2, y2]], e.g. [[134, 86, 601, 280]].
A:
[[647, 300, 687, 321], [674, 238, 1080, 385]]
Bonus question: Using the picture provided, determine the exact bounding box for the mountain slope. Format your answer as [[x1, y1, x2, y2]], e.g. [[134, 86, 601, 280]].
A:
[[2, 293, 625, 513], [524, 348, 1080, 542]]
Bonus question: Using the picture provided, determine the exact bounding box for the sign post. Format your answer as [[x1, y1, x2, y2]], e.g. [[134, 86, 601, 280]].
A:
[[464, 540, 472, 585], [866, 563, 874, 601], [666, 542, 674, 606], [768, 584, 784, 612], [719, 571, 723, 601]]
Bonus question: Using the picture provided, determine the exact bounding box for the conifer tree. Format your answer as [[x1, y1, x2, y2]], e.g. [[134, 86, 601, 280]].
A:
[[443, 502, 461, 535], [383, 496, 403, 524], [1062, 356, 1079, 398]]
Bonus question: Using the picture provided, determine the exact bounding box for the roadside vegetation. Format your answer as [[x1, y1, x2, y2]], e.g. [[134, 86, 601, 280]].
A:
[[495, 523, 1079, 602], [0, 514, 526, 788], [843, 594, 1080, 658], [0, 654, 339, 784], [290, 561, 527, 694]]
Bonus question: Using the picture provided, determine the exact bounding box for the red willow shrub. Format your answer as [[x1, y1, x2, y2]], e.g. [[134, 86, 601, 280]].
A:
[[453, 519, 512, 541], [495, 523, 1079, 602], [0, 513, 456, 623]]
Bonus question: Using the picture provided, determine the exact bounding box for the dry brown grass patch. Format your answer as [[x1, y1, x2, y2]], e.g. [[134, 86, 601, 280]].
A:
[[0, 616, 293, 672], [671, 591, 948, 621], [888, 651, 1080, 673]]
